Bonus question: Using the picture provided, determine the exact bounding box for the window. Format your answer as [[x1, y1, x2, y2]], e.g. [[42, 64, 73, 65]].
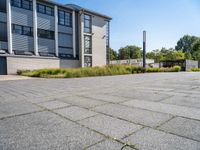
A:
[[0, 22, 7, 41], [37, 4, 54, 16], [46, 6, 54, 16], [106, 21, 110, 64], [11, 0, 32, 10], [84, 35, 92, 54], [12, 24, 33, 36], [0, 0, 6, 12], [12, 24, 22, 34], [37, 4, 45, 13], [23, 26, 33, 36], [84, 56, 92, 67], [58, 10, 72, 27], [38, 29, 54, 40], [84, 14, 92, 33]]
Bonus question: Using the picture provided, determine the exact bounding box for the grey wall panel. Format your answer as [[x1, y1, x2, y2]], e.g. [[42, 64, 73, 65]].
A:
[[59, 47, 73, 54], [58, 33, 72, 47], [75, 12, 79, 56], [12, 34, 34, 51], [37, 13, 55, 30], [60, 59, 80, 68], [0, 12, 7, 22], [38, 38, 55, 53], [11, 7, 33, 26], [58, 25, 73, 34], [7, 56, 59, 74], [0, 41, 8, 50], [0, 57, 7, 75]]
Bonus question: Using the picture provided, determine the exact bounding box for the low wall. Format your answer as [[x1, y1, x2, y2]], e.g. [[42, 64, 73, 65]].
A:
[[110, 59, 155, 66], [3, 55, 80, 74], [185, 60, 199, 71]]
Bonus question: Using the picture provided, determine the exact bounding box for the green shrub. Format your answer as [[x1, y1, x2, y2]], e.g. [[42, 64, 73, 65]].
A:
[[146, 66, 181, 73], [146, 68, 160, 72], [173, 66, 181, 72], [190, 68, 200, 72]]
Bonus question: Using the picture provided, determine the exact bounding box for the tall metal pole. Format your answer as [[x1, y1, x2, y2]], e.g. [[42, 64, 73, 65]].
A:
[[143, 31, 146, 68]]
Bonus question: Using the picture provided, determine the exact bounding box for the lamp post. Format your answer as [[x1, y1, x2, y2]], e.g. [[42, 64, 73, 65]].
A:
[[143, 31, 146, 68]]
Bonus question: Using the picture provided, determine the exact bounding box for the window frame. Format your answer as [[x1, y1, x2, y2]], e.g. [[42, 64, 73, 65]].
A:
[[84, 14, 92, 33], [0, 0, 7, 13], [37, 3, 54, 16], [84, 55, 92, 67], [84, 35, 92, 54], [11, 0, 33, 11], [38, 29, 54, 40], [12, 24, 33, 37], [58, 10, 72, 27]]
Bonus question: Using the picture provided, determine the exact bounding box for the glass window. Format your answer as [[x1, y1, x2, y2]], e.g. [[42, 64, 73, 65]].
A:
[[38, 29, 54, 40], [23, 26, 32, 36], [46, 6, 54, 16], [22, 0, 32, 10], [12, 0, 21, 7], [84, 56, 92, 67], [58, 10, 65, 25], [12, 24, 33, 37], [37, 4, 54, 16], [0, 22, 7, 41], [11, 0, 32, 10], [12, 24, 22, 35], [65, 13, 72, 27], [84, 35, 92, 54], [37, 4, 45, 14], [84, 14, 92, 33], [58, 10, 72, 27], [0, 0, 6, 12]]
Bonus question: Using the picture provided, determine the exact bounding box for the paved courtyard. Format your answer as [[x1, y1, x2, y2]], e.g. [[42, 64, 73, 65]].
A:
[[1, 72, 200, 150]]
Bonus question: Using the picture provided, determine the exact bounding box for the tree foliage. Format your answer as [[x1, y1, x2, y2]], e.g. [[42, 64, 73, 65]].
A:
[[118, 45, 142, 60], [192, 39, 200, 60], [110, 48, 118, 60], [175, 35, 199, 53], [146, 48, 185, 62]]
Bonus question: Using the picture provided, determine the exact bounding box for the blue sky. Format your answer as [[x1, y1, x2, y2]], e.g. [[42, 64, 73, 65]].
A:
[[56, 0, 200, 52]]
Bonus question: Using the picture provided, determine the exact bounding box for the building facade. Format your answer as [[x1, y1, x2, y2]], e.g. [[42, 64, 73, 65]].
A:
[[0, 0, 111, 74]]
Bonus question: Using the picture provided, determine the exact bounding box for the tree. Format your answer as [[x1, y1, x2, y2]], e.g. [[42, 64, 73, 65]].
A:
[[146, 49, 164, 63], [192, 39, 200, 60], [147, 48, 185, 62], [175, 35, 199, 53], [118, 45, 142, 60], [118, 47, 130, 60], [110, 48, 118, 60], [185, 51, 192, 60]]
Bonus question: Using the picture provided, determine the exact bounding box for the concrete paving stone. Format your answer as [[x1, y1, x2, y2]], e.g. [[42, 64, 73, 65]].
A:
[[161, 95, 200, 108], [79, 114, 142, 139], [124, 127, 200, 150], [78, 93, 132, 103], [111, 90, 172, 102], [158, 117, 200, 141], [122, 99, 200, 120], [58, 96, 107, 108], [93, 104, 173, 127], [25, 97, 55, 104], [0, 101, 41, 119], [0, 111, 103, 150], [37, 100, 70, 110], [87, 140, 134, 150], [54, 106, 98, 121]]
